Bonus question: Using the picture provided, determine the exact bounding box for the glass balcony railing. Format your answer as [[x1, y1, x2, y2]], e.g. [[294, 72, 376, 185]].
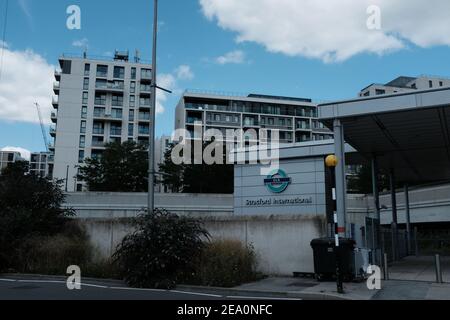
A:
[[93, 128, 105, 135], [110, 129, 122, 136]]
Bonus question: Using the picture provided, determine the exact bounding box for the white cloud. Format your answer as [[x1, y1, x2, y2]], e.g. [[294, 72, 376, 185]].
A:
[[215, 50, 246, 64], [1, 146, 31, 161], [199, 0, 450, 63], [72, 38, 89, 48], [175, 65, 194, 80], [156, 65, 195, 116], [0, 47, 54, 124]]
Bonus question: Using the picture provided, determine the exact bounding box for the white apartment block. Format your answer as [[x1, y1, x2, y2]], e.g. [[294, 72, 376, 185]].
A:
[[29, 152, 54, 179], [175, 91, 333, 144], [0, 151, 25, 174], [51, 51, 153, 192], [359, 75, 450, 97]]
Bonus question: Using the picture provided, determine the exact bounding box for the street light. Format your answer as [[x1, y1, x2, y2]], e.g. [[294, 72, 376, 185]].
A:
[[325, 154, 344, 294]]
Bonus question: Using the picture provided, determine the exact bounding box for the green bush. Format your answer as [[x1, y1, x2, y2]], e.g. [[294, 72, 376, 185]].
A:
[[192, 239, 260, 288], [113, 209, 209, 289], [12, 221, 92, 275]]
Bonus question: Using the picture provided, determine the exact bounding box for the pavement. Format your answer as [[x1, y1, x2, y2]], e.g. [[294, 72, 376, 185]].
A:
[[388, 256, 450, 282]]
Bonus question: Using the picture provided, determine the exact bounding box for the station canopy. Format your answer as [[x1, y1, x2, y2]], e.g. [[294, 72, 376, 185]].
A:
[[318, 87, 450, 183]]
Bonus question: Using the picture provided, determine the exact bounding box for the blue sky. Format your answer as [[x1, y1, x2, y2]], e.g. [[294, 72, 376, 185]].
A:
[[2, 0, 450, 156]]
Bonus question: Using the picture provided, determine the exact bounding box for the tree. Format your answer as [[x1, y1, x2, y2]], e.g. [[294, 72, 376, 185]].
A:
[[347, 164, 390, 194], [158, 143, 185, 193], [0, 161, 74, 270], [77, 141, 148, 192], [113, 209, 209, 289], [159, 142, 234, 194]]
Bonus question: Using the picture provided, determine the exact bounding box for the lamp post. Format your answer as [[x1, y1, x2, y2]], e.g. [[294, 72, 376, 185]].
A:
[[148, 0, 158, 214], [326, 154, 344, 294]]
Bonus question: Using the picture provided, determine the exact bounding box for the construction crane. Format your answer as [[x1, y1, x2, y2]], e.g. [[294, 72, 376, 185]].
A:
[[35, 102, 49, 152]]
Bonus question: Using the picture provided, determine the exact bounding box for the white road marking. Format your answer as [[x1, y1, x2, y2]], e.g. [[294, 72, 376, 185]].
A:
[[226, 295, 302, 301], [171, 290, 223, 298], [110, 286, 167, 293]]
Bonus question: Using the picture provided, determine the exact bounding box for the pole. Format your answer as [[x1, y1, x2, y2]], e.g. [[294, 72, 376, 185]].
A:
[[331, 166, 344, 294], [383, 253, 389, 280], [148, 0, 158, 214], [371, 157, 381, 265], [435, 254, 443, 284], [65, 165, 69, 192], [333, 119, 347, 238], [390, 169, 398, 261], [405, 184, 412, 255]]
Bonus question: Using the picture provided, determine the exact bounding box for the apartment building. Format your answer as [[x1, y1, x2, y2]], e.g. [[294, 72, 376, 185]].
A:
[[0, 151, 25, 174], [51, 51, 153, 192], [29, 152, 54, 178], [175, 90, 333, 144], [359, 75, 450, 97]]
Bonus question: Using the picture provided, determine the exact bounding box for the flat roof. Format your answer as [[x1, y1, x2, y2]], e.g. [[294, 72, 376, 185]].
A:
[[318, 87, 450, 183], [183, 90, 317, 107]]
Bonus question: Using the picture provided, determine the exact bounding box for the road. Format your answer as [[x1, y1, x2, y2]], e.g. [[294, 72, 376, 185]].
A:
[[0, 277, 301, 300]]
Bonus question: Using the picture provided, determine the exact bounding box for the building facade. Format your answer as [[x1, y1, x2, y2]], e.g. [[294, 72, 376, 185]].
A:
[[51, 52, 153, 191], [359, 75, 450, 97], [0, 151, 25, 174], [175, 91, 333, 144], [29, 152, 54, 178]]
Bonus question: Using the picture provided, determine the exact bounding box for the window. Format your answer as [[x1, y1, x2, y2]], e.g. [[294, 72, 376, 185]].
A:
[[113, 66, 125, 79], [80, 121, 86, 134], [440, 81, 444, 87], [128, 124, 134, 136], [140, 97, 150, 106], [268, 118, 274, 125], [226, 115, 231, 122], [129, 95, 135, 107], [82, 92, 88, 104], [280, 119, 285, 126], [95, 93, 107, 105], [79, 136, 86, 148], [83, 78, 89, 90], [96, 65, 108, 77], [92, 136, 104, 147], [215, 114, 221, 121], [61, 60, 72, 74], [140, 83, 151, 92], [94, 107, 105, 117], [129, 110, 135, 121], [139, 111, 150, 120], [375, 89, 386, 95], [81, 106, 87, 119], [141, 68, 151, 79], [112, 94, 123, 106], [93, 122, 104, 135], [76, 184, 83, 192], [110, 124, 122, 136], [84, 64, 90, 76], [131, 67, 136, 79], [429, 80, 433, 88], [111, 108, 123, 119], [130, 81, 136, 94], [78, 150, 85, 163]]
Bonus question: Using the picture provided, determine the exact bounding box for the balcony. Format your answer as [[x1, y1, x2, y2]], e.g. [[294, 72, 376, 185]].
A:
[[141, 71, 152, 83], [92, 128, 105, 135], [54, 70, 61, 81], [53, 82, 60, 94], [91, 140, 106, 148], [95, 80, 124, 93], [296, 123, 312, 131], [52, 96, 59, 108], [110, 128, 122, 136], [206, 120, 240, 127], [138, 128, 150, 136], [186, 117, 203, 125], [49, 126, 56, 137], [48, 143, 55, 151], [51, 111, 57, 123], [261, 123, 294, 130], [138, 114, 150, 122]]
